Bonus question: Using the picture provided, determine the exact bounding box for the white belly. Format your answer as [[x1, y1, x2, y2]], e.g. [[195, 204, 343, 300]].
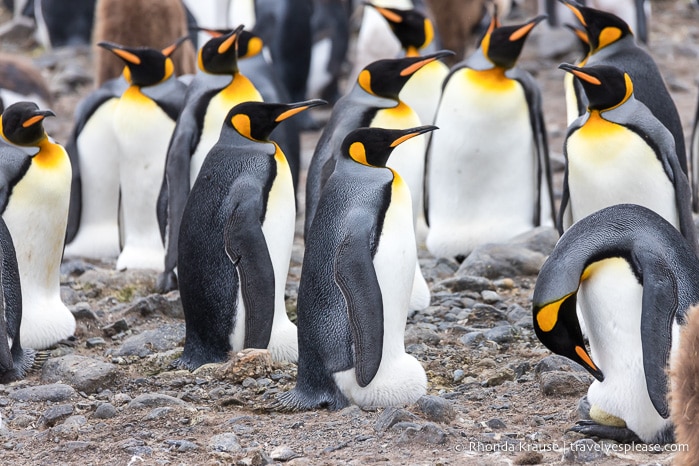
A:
[[113, 95, 174, 271], [580, 258, 672, 443], [426, 69, 536, 258], [400, 60, 449, 126]]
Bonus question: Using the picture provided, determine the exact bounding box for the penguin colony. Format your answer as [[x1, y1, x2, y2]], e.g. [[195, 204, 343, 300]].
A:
[[1, 0, 699, 454]]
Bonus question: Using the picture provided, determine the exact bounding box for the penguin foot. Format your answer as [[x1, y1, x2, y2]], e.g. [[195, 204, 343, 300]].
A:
[[31, 350, 49, 371], [272, 388, 349, 412], [156, 271, 178, 294], [0, 348, 37, 383], [567, 420, 643, 443]]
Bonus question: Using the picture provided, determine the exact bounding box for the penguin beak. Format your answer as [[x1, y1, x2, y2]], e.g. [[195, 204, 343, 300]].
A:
[[98, 42, 142, 65], [21, 109, 55, 128], [218, 24, 245, 54], [275, 99, 327, 122], [564, 23, 590, 46], [559, 63, 601, 85], [368, 4, 403, 24], [560, 0, 587, 27], [509, 15, 547, 42], [390, 125, 438, 148], [162, 35, 190, 57], [399, 50, 455, 76]]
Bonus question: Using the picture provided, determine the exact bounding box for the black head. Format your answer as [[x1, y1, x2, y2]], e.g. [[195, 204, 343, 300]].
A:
[[0, 101, 54, 146], [227, 99, 326, 142], [480, 13, 547, 69], [559, 0, 633, 53], [366, 3, 435, 54], [358, 50, 454, 98], [198, 24, 245, 74], [559, 63, 632, 111], [98, 37, 186, 86], [237, 29, 264, 59], [342, 125, 437, 168]]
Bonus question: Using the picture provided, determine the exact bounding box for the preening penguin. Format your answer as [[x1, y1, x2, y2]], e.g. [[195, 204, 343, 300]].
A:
[[99, 38, 189, 271], [0, 102, 75, 350], [557, 64, 698, 253], [175, 99, 325, 371], [532, 203, 699, 444], [157, 25, 263, 293], [425, 13, 554, 260], [276, 125, 436, 411]]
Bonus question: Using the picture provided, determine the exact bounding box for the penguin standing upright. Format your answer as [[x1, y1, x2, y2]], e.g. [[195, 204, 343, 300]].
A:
[[63, 77, 127, 260], [557, 63, 698, 253], [532, 203, 699, 444], [158, 26, 263, 292], [559, 1, 686, 176], [304, 51, 452, 311], [277, 125, 437, 411], [0, 102, 75, 350], [175, 99, 325, 370], [367, 3, 450, 126], [99, 39, 189, 271], [425, 13, 554, 260]]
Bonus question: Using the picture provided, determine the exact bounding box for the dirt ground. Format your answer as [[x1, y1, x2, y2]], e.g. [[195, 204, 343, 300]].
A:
[[1, 1, 698, 465]]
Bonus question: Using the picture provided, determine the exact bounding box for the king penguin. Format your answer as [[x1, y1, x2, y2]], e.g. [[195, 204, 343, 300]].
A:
[[366, 2, 450, 127], [99, 38, 189, 271], [63, 76, 128, 260], [557, 63, 698, 253], [175, 99, 325, 370], [532, 203, 699, 443], [305, 51, 452, 312], [425, 13, 554, 260], [559, 1, 686, 176], [0, 102, 75, 350], [276, 125, 437, 411], [157, 25, 263, 293]]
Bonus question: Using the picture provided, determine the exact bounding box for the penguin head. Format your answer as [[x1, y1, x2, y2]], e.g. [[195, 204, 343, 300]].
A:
[[532, 269, 605, 382], [342, 125, 437, 168], [365, 3, 435, 56], [559, 63, 632, 111], [97, 37, 187, 87], [237, 30, 265, 59], [559, 0, 633, 53], [0, 101, 54, 146], [198, 24, 245, 74], [357, 50, 454, 98], [479, 13, 546, 69], [226, 99, 326, 142]]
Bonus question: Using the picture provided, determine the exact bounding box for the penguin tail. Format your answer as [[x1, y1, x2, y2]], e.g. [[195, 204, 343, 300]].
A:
[[671, 305, 699, 465]]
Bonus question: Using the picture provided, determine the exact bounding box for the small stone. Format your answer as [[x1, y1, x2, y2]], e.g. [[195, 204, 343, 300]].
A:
[[41, 355, 117, 394], [453, 369, 465, 383], [213, 348, 273, 383], [434, 275, 495, 293], [484, 325, 515, 344], [40, 404, 74, 427], [535, 355, 587, 376], [270, 445, 301, 461], [127, 393, 191, 410], [143, 407, 174, 420], [93, 403, 117, 419], [396, 423, 447, 445], [375, 407, 418, 432], [9, 383, 75, 402], [416, 395, 456, 423], [539, 371, 593, 397], [515, 451, 544, 465], [481, 290, 502, 303], [70, 303, 98, 320], [483, 368, 516, 387], [102, 319, 129, 337], [563, 438, 606, 463], [85, 337, 106, 348], [108, 323, 185, 358], [486, 418, 506, 430], [209, 432, 242, 453], [460, 332, 485, 347], [165, 439, 199, 452]]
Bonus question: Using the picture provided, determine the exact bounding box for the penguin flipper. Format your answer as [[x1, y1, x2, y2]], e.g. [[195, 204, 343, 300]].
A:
[[640, 259, 678, 419], [64, 129, 82, 244], [333, 219, 383, 388], [0, 242, 13, 373], [223, 191, 275, 350]]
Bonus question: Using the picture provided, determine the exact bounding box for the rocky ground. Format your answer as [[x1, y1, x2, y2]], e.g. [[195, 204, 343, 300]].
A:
[[1, 1, 699, 465]]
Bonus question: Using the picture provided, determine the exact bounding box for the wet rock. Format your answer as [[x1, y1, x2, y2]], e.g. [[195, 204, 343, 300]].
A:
[[39, 404, 74, 427], [539, 371, 593, 397], [93, 403, 117, 419], [41, 355, 117, 394], [457, 243, 546, 279], [108, 323, 185, 358], [127, 393, 191, 410], [211, 348, 274, 383], [209, 432, 242, 453], [9, 383, 75, 402], [417, 395, 456, 423], [396, 423, 447, 445], [375, 407, 418, 432], [563, 438, 607, 463]]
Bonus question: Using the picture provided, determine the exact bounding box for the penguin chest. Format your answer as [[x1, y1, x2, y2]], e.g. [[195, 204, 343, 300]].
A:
[[400, 61, 449, 126], [190, 79, 262, 186], [372, 175, 416, 354], [3, 145, 71, 286], [113, 88, 175, 158], [566, 115, 679, 228]]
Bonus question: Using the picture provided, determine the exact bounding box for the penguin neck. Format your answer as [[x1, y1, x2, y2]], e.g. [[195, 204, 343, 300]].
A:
[[465, 67, 513, 91], [221, 73, 261, 102], [33, 137, 66, 169]]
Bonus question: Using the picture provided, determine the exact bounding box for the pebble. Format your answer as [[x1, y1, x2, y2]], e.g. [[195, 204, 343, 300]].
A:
[[41, 354, 117, 394], [93, 403, 117, 419], [457, 243, 546, 279], [39, 404, 74, 427], [85, 337, 106, 348], [165, 439, 199, 452], [481, 290, 502, 303], [9, 383, 75, 402], [539, 371, 593, 397], [535, 355, 587, 376], [270, 445, 301, 461], [483, 325, 516, 344], [486, 418, 506, 430], [143, 407, 174, 420], [209, 432, 242, 453], [123, 293, 184, 319], [108, 323, 185, 358], [102, 318, 129, 337], [374, 407, 418, 433], [416, 395, 457, 423], [434, 275, 495, 293], [563, 438, 607, 463], [396, 423, 447, 445], [127, 393, 191, 410]]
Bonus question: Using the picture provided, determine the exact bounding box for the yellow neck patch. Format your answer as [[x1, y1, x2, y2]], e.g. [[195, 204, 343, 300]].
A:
[[465, 67, 513, 92], [221, 74, 262, 102], [578, 110, 624, 138], [423, 20, 434, 49], [33, 138, 67, 169]]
